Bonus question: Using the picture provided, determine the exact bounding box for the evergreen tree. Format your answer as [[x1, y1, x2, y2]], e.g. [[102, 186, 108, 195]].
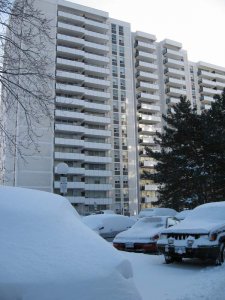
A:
[[145, 91, 225, 211]]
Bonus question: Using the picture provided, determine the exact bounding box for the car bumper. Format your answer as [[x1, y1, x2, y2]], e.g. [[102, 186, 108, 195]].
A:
[[113, 242, 157, 253], [157, 244, 220, 260]]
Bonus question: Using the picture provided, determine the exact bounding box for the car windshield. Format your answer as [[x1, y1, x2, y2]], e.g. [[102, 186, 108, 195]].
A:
[[132, 217, 164, 229]]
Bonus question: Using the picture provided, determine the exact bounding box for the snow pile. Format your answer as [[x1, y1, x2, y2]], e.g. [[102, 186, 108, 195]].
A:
[[0, 187, 142, 300]]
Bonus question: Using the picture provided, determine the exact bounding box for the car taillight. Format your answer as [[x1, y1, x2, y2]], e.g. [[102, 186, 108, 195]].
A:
[[209, 233, 217, 241]]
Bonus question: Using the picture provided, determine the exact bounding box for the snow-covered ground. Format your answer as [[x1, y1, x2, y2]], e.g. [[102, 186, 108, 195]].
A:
[[122, 252, 225, 300]]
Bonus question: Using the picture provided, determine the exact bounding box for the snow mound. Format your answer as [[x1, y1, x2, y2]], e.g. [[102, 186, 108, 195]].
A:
[[0, 187, 142, 300]]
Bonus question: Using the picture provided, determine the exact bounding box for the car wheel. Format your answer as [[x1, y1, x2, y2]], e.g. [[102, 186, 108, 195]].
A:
[[215, 243, 225, 266], [164, 255, 174, 264]]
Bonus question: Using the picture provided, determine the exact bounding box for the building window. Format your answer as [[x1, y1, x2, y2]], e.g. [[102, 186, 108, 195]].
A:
[[111, 23, 116, 34], [119, 26, 124, 36]]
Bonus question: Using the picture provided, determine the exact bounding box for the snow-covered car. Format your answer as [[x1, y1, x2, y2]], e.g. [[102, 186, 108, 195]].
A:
[[138, 207, 177, 218], [113, 216, 179, 253], [175, 209, 192, 220], [82, 213, 136, 240], [0, 187, 142, 300], [157, 201, 225, 265]]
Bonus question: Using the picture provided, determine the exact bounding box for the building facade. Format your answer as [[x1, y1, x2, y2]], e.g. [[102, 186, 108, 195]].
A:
[[1, 0, 225, 215]]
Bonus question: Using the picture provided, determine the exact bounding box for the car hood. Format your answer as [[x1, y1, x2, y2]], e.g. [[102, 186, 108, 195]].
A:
[[114, 226, 162, 241], [162, 219, 225, 234]]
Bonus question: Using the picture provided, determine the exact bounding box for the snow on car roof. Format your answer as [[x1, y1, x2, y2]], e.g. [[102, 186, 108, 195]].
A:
[[0, 187, 141, 300]]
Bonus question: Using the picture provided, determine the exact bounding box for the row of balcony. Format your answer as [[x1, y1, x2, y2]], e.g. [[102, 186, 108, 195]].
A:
[[57, 34, 109, 54], [141, 184, 159, 191], [198, 78, 225, 89], [199, 86, 221, 97], [164, 67, 185, 77], [141, 196, 158, 203], [163, 57, 184, 69], [58, 11, 109, 34], [140, 160, 157, 168], [55, 166, 111, 177], [56, 83, 110, 100], [57, 57, 110, 76], [55, 137, 111, 151], [56, 97, 110, 113], [198, 70, 225, 82], [66, 197, 112, 205], [55, 123, 111, 137], [55, 152, 112, 163], [57, 46, 109, 66], [54, 181, 112, 191], [57, 21, 109, 43], [135, 61, 157, 72], [139, 136, 155, 146], [56, 70, 110, 88]]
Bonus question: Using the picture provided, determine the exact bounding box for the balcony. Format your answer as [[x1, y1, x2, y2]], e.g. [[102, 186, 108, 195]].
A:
[[55, 124, 84, 134], [163, 57, 184, 68], [56, 83, 84, 95], [165, 77, 186, 87], [84, 170, 112, 177], [84, 77, 110, 88], [85, 18, 109, 34], [54, 152, 85, 161], [135, 51, 157, 62], [66, 196, 85, 204], [141, 184, 158, 191], [164, 67, 185, 77], [163, 48, 183, 60], [84, 101, 110, 112], [135, 61, 157, 71], [135, 41, 156, 53], [139, 114, 161, 124], [137, 103, 160, 113], [84, 52, 109, 66], [139, 136, 155, 145], [85, 184, 112, 191], [167, 97, 180, 106], [199, 87, 221, 96], [84, 127, 111, 138], [84, 141, 111, 151], [57, 34, 84, 47], [201, 104, 211, 110], [85, 64, 110, 76], [136, 81, 159, 92], [58, 11, 85, 26], [84, 89, 110, 100], [137, 92, 160, 102], [84, 198, 113, 205], [57, 46, 84, 59], [200, 95, 215, 105], [165, 87, 186, 97], [140, 160, 157, 168], [56, 97, 84, 108], [56, 58, 84, 70], [198, 78, 215, 88], [84, 114, 110, 125], [56, 70, 84, 83], [55, 137, 84, 148], [142, 196, 158, 203], [84, 40, 109, 54], [138, 125, 161, 135], [136, 71, 158, 81], [57, 22, 84, 37], [54, 181, 85, 189], [85, 155, 112, 164], [84, 29, 109, 43]]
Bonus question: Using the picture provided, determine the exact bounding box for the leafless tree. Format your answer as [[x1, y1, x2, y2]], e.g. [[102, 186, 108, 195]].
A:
[[0, 0, 55, 161]]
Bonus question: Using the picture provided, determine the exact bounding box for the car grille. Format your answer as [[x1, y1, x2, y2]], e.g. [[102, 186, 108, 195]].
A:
[[167, 233, 201, 240]]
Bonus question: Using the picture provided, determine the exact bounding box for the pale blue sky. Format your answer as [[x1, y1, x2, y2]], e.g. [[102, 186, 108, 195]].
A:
[[71, 0, 225, 68]]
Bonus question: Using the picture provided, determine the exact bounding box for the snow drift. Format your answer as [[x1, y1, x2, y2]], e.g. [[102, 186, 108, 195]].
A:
[[0, 187, 142, 300]]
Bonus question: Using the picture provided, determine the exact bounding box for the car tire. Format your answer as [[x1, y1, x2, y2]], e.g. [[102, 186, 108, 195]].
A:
[[164, 255, 174, 264], [215, 243, 225, 266]]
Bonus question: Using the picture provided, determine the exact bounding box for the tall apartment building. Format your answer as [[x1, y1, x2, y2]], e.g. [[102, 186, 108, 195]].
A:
[[1, 0, 225, 215]]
